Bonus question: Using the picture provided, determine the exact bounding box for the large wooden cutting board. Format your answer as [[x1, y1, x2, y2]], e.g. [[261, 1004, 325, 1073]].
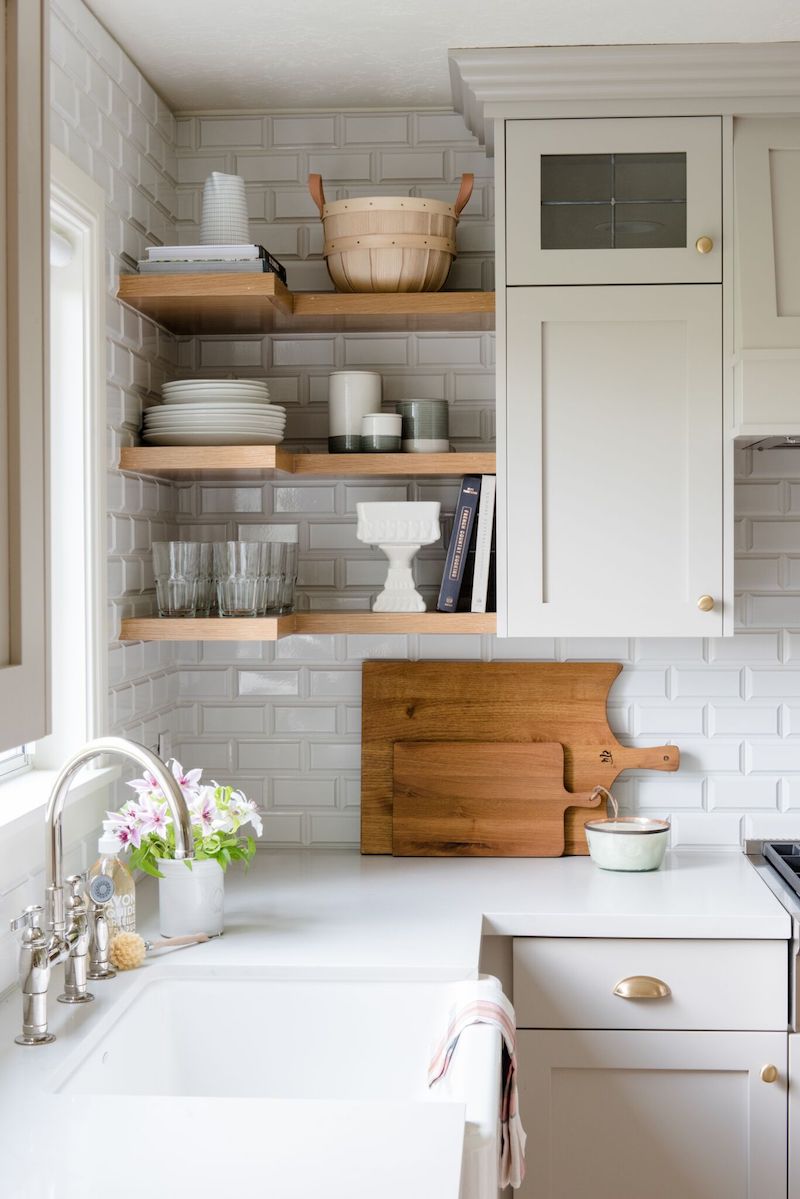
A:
[[361, 661, 679, 855], [393, 742, 603, 856]]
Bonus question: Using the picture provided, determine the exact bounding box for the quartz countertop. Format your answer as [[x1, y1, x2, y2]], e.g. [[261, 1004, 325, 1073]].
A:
[[0, 848, 790, 1198]]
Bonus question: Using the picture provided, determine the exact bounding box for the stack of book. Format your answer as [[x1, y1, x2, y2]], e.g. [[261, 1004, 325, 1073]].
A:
[[136, 244, 287, 283], [437, 474, 497, 614]]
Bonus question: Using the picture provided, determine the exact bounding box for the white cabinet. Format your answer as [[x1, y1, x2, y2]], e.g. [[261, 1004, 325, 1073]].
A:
[[515, 1029, 787, 1199], [504, 284, 723, 637], [506, 116, 722, 286], [734, 117, 800, 434]]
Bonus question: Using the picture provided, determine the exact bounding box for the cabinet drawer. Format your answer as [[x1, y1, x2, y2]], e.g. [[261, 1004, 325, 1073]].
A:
[[513, 938, 787, 1031]]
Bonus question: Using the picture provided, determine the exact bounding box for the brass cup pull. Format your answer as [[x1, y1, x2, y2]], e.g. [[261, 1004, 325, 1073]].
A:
[[761, 1064, 779, 1084], [613, 975, 671, 1000], [697, 594, 714, 612], [695, 235, 714, 254]]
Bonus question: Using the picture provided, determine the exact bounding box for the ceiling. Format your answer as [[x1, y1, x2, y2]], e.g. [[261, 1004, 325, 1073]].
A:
[[86, 0, 800, 112]]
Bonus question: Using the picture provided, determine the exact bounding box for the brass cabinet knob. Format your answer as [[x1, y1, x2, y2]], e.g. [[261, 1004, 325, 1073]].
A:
[[761, 1064, 779, 1084], [695, 235, 714, 254], [697, 594, 715, 612], [613, 975, 671, 1000]]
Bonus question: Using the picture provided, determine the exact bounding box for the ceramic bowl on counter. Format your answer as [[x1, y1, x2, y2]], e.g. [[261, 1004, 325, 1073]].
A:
[[584, 786, 670, 872]]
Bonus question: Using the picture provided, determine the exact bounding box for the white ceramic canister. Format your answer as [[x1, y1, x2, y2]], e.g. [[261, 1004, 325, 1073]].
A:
[[328, 371, 382, 452], [157, 857, 225, 937]]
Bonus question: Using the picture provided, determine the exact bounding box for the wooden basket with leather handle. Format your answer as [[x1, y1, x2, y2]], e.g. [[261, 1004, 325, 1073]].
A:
[[308, 173, 474, 293]]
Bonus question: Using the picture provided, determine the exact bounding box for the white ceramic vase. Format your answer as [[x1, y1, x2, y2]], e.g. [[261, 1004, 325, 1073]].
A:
[[356, 501, 441, 612], [157, 858, 225, 937]]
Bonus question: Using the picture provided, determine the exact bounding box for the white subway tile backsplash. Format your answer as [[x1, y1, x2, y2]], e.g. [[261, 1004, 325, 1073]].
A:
[[273, 116, 337, 146], [381, 151, 444, 179], [272, 778, 337, 807], [274, 486, 336, 514], [199, 117, 264, 148], [309, 743, 361, 770], [674, 670, 742, 698], [238, 671, 300, 697], [274, 706, 337, 734], [237, 742, 302, 770], [308, 814, 360, 845], [236, 153, 300, 182], [709, 777, 779, 810], [345, 115, 409, 144], [636, 777, 705, 809], [670, 813, 743, 849], [203, 705, 264, 733], [308, 152, 372, 180], [710, 705, 780, 735], [636, 706, 705, 736], [179, 670, 231, 699]]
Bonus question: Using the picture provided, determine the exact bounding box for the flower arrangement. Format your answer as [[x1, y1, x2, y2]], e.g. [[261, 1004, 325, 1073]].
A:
[[107, 760, 263, 878]]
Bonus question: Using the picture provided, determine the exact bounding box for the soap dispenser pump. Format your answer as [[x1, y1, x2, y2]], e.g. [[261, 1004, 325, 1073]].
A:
[[87, 820, 136, 938]]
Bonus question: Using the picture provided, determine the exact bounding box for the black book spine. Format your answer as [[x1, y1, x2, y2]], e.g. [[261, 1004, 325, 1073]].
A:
[[437, 477, 482, 612]]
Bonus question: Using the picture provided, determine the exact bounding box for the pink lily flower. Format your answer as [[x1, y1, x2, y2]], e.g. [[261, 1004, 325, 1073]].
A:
[[170, 759, 204, 800]]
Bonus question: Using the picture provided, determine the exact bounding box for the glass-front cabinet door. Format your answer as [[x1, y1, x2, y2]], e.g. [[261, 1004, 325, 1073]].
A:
[[506, 116, 722, 285]]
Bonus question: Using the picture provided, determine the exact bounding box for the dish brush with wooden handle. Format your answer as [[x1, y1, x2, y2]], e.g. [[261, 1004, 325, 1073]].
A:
[[108, 931, 209, 970]]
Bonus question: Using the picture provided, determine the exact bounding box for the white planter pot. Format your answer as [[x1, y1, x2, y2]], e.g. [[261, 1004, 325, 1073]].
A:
[[157, 858, 225, 937]]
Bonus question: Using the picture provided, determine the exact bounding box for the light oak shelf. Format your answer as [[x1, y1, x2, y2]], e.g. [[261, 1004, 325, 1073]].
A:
[[117, 273, 496, 334], [120, 612, 496, 641], [119, 446, 496, 480]]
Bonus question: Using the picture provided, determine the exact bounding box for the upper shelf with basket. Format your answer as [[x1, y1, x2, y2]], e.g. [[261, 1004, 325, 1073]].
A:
[[118, 171, 495, 335]]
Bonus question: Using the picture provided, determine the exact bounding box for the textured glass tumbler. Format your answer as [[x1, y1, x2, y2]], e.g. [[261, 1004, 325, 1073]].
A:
[[152, 541, 200, 617], [213, 542, 261, 617], [279, 542, 298, 614], [194, 543, 214, 617], [257, 542, 288, 616]]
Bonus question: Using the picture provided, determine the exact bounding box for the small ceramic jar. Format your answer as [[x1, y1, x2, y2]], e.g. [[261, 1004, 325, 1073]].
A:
[[361, 413, 402, 453]]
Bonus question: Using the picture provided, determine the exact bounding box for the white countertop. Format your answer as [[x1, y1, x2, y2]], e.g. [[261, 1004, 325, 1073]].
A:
[[194, 849, 791, 980], [0, 848, 790, 1198]]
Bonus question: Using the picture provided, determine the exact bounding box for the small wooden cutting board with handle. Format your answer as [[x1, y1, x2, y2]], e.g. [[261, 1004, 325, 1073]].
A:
[[362, 661, 680, 854], [393, 741, 602, 857]]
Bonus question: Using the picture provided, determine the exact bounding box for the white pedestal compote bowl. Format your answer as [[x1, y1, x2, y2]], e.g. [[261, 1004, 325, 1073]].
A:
[[356, 502, 441, 612]]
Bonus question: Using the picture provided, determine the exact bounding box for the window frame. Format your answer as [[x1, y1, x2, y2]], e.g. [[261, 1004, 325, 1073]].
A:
[[0, 0, 49, 753]]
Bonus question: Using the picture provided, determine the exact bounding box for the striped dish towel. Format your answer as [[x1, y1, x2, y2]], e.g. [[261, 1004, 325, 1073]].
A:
[[428, 979, 527, 1190]]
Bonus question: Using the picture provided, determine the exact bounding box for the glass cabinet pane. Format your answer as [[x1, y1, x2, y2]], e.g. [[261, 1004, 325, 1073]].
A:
[[541, 151, 687, 251]]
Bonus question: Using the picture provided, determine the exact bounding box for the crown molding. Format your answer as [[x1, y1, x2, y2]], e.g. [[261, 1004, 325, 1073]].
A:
[[449, 42, 800, 149]]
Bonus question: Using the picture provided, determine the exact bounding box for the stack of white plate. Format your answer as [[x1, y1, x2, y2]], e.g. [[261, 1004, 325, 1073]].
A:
[[142, 379, 286, 446]]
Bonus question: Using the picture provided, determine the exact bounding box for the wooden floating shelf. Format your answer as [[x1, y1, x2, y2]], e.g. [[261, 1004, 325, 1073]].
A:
[[119, 446, 496, 480], [120, 612, 496, 641], [117, 273, 495, 334]]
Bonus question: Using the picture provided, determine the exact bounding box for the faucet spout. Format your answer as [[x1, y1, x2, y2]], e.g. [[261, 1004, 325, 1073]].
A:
[[44, 737, 193, 935]]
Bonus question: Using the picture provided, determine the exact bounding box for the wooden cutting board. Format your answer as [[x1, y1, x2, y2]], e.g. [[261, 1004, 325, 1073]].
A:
[[361, 661, 680, 855], [393, 741, 603, 857]]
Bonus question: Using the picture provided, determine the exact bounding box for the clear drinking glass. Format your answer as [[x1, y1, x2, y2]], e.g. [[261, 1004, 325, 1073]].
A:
[[152, 541, 200, 617], [279, 541, 298, 614], [257, 541, 287, 616], [213, 541, 261, 617], [194, 543, 214, 617]]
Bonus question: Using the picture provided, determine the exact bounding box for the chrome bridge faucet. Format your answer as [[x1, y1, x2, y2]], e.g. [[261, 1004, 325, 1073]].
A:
[[10, 737, 194, 1046]]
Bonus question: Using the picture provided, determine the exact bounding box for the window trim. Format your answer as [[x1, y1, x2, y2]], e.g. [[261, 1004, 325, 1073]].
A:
[[0, 0, 48, 752]]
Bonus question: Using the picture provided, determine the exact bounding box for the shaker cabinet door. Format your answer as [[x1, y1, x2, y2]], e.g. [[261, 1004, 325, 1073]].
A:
[[515, 1029, 788, 1199], [502, 285, 723, 637], [506, 116, 722, 285]]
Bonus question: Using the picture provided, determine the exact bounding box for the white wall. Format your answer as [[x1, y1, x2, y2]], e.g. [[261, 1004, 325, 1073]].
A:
[[0, 0, 183, 995], [50, 0, 182, 752]]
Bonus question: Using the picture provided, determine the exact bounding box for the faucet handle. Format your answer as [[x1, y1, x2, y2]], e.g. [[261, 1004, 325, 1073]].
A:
[[10, 905, 45, 935], [65, 874, 86, 901]]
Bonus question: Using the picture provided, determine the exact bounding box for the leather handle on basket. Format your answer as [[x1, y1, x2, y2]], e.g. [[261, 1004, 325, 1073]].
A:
[[453, 173, 474, 216], [308, 173, 326, 216]]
